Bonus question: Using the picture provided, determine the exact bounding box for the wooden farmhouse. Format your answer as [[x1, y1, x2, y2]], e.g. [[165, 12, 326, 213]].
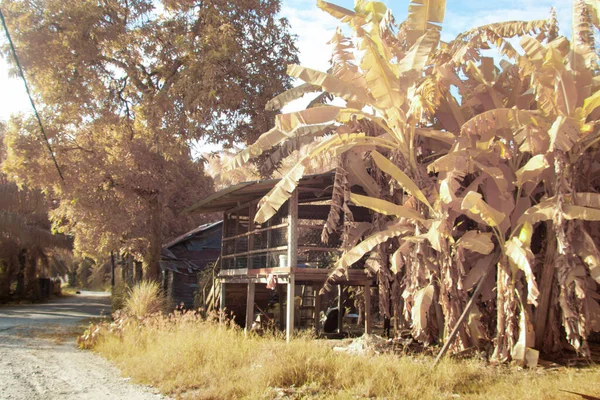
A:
[[160, 221, 222, 308], [186, 172, 375, 341]]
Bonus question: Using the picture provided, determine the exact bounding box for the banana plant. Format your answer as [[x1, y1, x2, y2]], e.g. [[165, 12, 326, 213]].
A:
[[228, 0, 600, 362]]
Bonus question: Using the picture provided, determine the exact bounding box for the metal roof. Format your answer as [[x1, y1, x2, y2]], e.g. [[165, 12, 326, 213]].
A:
[[184, 171, 336, 214], [163, 220, 222, 249]]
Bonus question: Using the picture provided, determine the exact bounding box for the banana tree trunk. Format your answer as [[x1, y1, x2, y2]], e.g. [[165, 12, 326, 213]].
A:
[[534, 222, 557, 350]]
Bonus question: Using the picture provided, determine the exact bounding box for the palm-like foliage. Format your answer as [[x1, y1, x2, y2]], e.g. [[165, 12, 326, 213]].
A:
[[231, 0, 600, 362]]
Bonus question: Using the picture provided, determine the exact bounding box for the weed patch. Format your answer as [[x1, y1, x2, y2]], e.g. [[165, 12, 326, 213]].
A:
[[80, 311, 600, 399]]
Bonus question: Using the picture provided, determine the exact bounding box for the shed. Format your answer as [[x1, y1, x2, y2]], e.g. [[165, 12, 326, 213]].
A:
[[186, 172, 375, 340], [160, 221, 222, 308]]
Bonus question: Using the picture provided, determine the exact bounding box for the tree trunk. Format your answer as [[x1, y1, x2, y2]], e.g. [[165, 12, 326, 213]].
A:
[[133, 261, 143, 283], [0, 259, 12, 301], [110, 251, 116, 289], [534, 223, 556, 350], [24, 252, 39, 301], [144, 194, 162, 281], [15, 249, 26, 298]]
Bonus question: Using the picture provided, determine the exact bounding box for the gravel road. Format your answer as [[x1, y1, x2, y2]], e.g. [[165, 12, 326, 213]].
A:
[[0, 292, 166, 400]]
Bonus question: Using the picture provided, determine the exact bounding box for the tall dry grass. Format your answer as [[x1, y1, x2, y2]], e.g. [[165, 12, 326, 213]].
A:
[[88, 311, 600, 399], [124, 281, 167, 318]]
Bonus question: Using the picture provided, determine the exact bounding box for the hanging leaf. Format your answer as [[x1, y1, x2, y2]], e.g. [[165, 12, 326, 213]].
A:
[[456, 230, 494, 255], [287, 64, 374, 107], [333, 222, 413, 271], [397, 30, 440, 75], [461, 191, 506, 228], [343, 221, 373, 251], [226, 127, 286, 169], [573, 192, 600, 209], [345, 150, 381, 197], [276, 106, 343, 133], [460, 108, 539, 142], [463, 252, 497, 291], [574, 230, 600, 284], [582, 90, 600, 118], [317, 0, 367, 28], [548, 116, 579, 152], [322, 167, 346, 243], [359, 36, 403, 109], [255, 162, 305, 224], [505, 231, 539, 306], [265, 83, 322, 111], [370, 150, 433, 210], [515, 154, 550, 186], [406, 0, 446, 44], [412, 284, 434, 337], [512, 298, 538, 367], [350, 193, 426, 222], [415, 128, 456, 144]]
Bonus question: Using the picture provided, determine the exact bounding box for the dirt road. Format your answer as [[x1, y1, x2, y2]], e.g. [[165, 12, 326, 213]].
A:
[[0, 292, 165, 400]]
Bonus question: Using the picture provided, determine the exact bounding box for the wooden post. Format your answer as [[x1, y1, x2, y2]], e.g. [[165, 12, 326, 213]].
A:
[[314, 284, 322, 336], [278, 284, 285, 331], [364, 283, 372, 334], [287, 190, 298, 269], [221, 213, 229, 269], [234, 213, 240, 269], [247, 203, 256, 269], [286, 189, 298, 343], [245, 282, 256, 337], [337, 285, 344, 334], [219, 282, 226, 323], [286, 274, 295, 342]]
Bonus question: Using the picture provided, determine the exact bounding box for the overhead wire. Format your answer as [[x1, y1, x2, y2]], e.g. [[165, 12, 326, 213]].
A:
[[0, 8, 65, 182]]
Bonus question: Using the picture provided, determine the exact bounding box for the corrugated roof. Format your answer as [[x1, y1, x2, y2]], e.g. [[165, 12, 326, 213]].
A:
[[184, 171, 336, 214], [163, 220, 222, 249]]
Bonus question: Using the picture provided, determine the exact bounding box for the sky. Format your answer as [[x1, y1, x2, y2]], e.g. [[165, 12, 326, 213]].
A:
[[0, 0, 574, 122]]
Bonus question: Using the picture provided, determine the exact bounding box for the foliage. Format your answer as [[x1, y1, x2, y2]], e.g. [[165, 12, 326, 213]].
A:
[[0, 121, 72, 301], [232, 0, 600, 362], [0, 0, 299, 279], [81, 309, 600, 399]]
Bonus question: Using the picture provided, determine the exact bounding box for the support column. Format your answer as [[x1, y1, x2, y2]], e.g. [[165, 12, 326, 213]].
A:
[[247, 203, 256, 269], [278, 284, 285, 331], [337, 285, 344, 334], [219, 282, 226, 323], [245, 282, 256, 337], [287, 189, 298, 269], [286, 189, 298, 343], [286, 274, 295, 342], [314, 284, 322, 336], [364, 283, 372, 334]]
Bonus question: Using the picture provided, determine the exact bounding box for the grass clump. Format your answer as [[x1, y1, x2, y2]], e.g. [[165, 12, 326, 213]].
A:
[[83, 311, 600, 399], [124, 281, 166, 318]]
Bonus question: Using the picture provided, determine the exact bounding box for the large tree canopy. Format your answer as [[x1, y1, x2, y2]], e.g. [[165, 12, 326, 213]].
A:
[[0, 0, 299, 279]]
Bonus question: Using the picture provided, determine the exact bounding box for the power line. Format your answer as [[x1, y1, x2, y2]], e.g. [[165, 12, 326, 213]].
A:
[[0, 8, 65, 182]]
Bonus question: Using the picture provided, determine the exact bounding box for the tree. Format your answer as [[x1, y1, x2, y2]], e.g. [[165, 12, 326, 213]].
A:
[[0, 122, 71, 300], [232, 0, 600, 362], [1, 0, 299, 279]]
